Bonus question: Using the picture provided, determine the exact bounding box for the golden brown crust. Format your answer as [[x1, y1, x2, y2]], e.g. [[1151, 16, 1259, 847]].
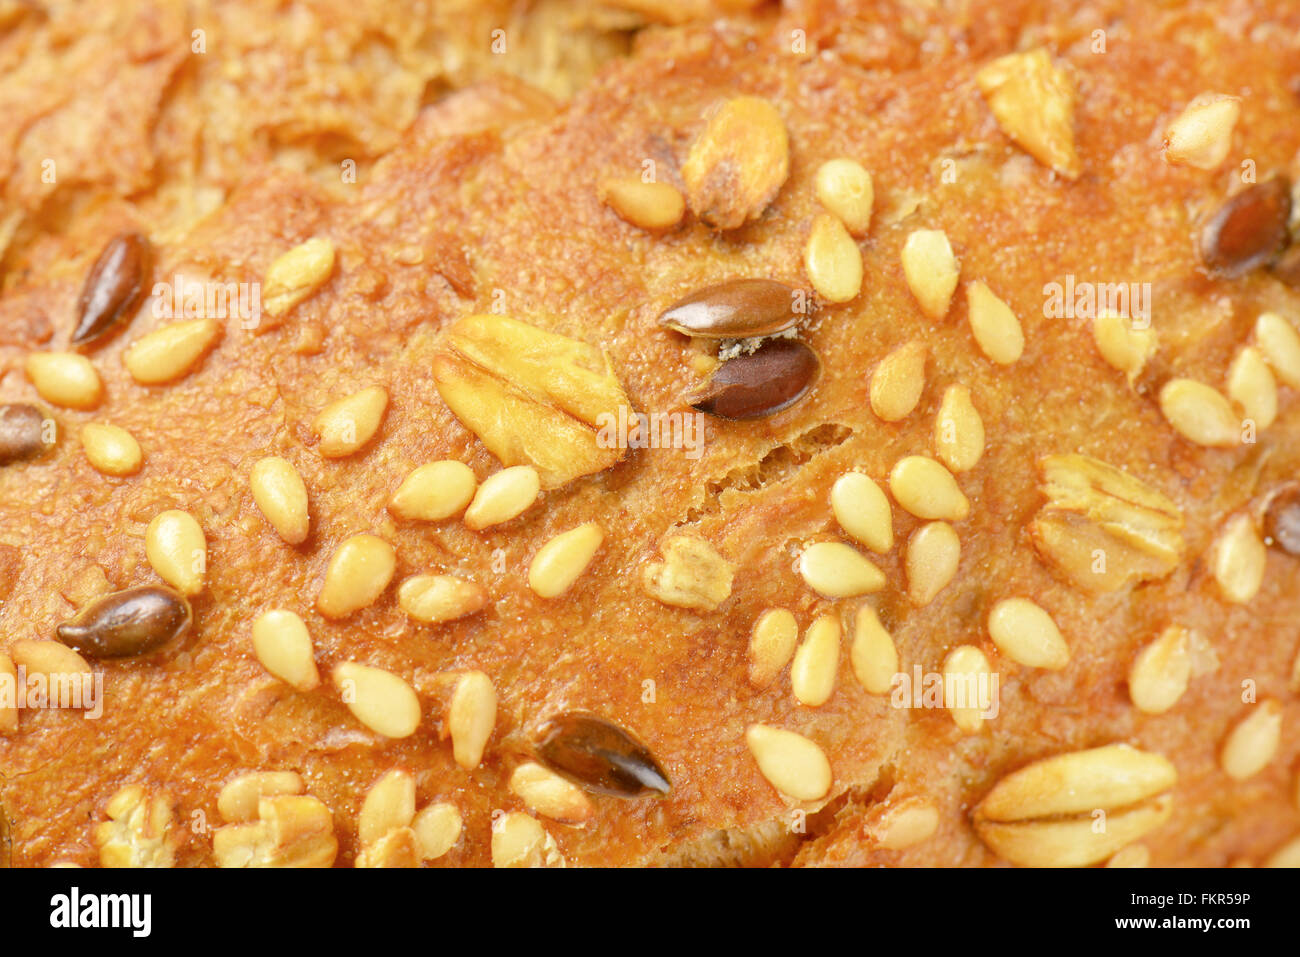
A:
[[2, 0, 1300, 868]]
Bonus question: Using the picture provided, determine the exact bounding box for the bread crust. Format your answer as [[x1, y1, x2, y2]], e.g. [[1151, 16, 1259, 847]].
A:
[[1, 0, 1299, 867]]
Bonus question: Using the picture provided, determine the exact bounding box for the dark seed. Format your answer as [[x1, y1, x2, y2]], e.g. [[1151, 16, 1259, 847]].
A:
[[56, 585, 191, 658], [0, 403, 52, 465], [659, 278, 804, 339], [536, 712, 671, 797], [71, 231, 151, 348], [692, 338, 820, 420], [1199, 177, 1291, 278], [1264, 484, 1300, 556]]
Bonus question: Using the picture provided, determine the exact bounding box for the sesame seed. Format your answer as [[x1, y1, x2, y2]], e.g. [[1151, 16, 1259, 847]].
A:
[[905, 521, 960, 605], [251, 609, 319, 692], [448, 670, 497, 770], [889, 455, 970, 521], [1158, 378, 1241, 447], [463, 465, 540, 530], [389, 460, 477, 522], [80, 423, 142, 477], [804, 212, 863, 303], [987, 598, 1070, 670], [316, 533, 396, 618], [813, 158, 874, 236], [599, 177, 685, 232], [797, 541, 885, 598], [901, 229, 959, 320], [745, 724, 832, 801], [965, 281, 1023, 364], [830, 471, 893, 552], [311, 386, 388, 458], [249, 456, 310, 544], [748, 608, 798, 689], [869, 340, 927, 422], [145, 509, 206, 596], [123, 318, 221, 385], [25, 352, 103, 410], [934, 384, 984, 473], [849, 605, 898, 695], [790, 614, 841, 707], [1220, 700, 1282, 780], [1211, 514, 1267, 604]]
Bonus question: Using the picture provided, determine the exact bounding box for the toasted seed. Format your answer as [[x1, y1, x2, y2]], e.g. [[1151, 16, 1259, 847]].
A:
[[1128, 625, 1191, 715], [804, 213, 863, 303], [528, 522, 604, 598], [397, 574, 487, 623], [1158, 378, 1240, 447], [980, 744, 1176, 822], [1162, 93, 1240, 169], [123, 317, 221, 385], [976, 47, 1081, 178], [813, 159, 873, 236], [263, 238, 336, 317], [72, 232, 152, 348], [790, 614, 841, 707], [874, 801, 939, 850], [1255, 311, 1300, 388], [388, 460, 476, 522], [250, 456, 310, 544], [869, 341, 926, 422], [657, 278, 801, 339], [509, 762, 595, 825], [1264, 484, 1300, 555], [748, 608, 798, 689], [25, 352, 102, 410], [317, 534, 396, 618], [987, 598, 1069, 670], [217, 772, 304, 824], [10, 639, 93, 680], [463, 465, 540, 530], [448, 670, 496, 770], [1226, 346, 1278, 429], [850, 605, 898, 695], [311, 386, 387, 458], [1200, 178, 1291, 277], [797, 541, 885, 598], [1211, 514, 1267, 604], [745, 724, 831, 801], [1106, 844, 1152, 868], [890, 455, 969, 521], [830, 472, 893, 552], [0, 652, 18, 733], [359, 770, 416, 845], [1093, 310, 1156, 381], [0, 403, 52, 465], [331, 662, 420, 738], [942, 645, 992, 733], [1220, 699, 1282, 780], [902, 229, 959, 320], [599, 177, 684, 231], [1031, 453, 1185, 592], [535, 712, 671, 797], [681, 96, 789, 230], [640, 534, 734, 611], [906, 521, 960, 605], [145, 509, 206, 596], [412, 803, 461, 860], [491, 812, 565, 868], [979, 796, 1172, 868], [965, 281, 1023, 364], [251, 609, 319, 691], [432, 313, 631, 489], [692, 338, 820, 420], [57, 585, 191, 658], [934, 384, 985, 473], [80, 423, 141, 477]]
